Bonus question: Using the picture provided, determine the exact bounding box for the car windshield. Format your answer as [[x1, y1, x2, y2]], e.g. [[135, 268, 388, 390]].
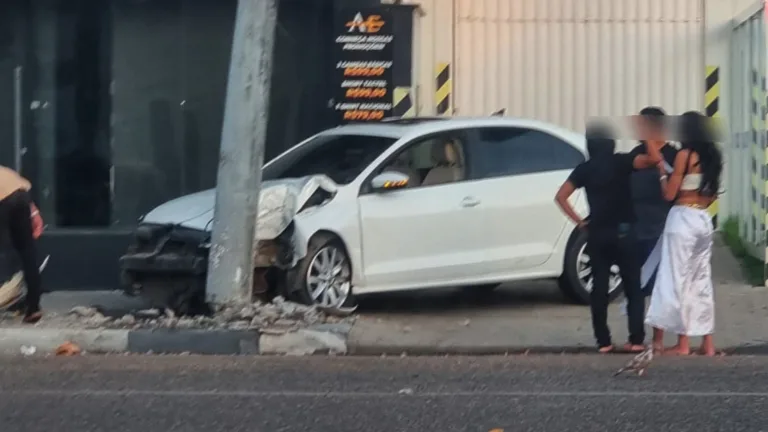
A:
[[262, 134, 396, 185]]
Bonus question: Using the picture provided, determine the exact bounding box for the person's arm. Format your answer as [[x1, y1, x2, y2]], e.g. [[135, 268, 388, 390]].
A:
[[630, 142, 663, 170], [30, 202, 43, 239], [555, 165, 587, 229], [659, 150, 688, 201], [0, 166, 31, 191]]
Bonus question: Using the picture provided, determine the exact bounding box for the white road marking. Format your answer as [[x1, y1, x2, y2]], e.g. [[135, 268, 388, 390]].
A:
[[2, 390, 768, 398]]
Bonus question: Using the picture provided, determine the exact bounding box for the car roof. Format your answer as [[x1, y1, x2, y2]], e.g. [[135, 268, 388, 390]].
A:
[[318, 117, 586, 152]]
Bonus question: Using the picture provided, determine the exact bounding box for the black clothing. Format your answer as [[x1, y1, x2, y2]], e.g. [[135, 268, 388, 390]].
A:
[[567, 150, 645, 347], [628, 143, 678, 240], [588, 225, 645, 347], [0, 190, 41, 315], [567, 153, 636, 229]]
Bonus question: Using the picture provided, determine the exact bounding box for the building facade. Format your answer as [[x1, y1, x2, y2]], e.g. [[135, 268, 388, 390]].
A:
[[1, 0, 764, 290], [0, 0, 378, 290]]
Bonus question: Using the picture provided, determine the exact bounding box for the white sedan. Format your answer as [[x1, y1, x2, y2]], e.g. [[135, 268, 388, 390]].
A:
[[120, 117, 622, 313]]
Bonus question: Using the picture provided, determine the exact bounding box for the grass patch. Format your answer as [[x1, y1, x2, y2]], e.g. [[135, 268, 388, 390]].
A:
[[720, 217, 764, 286]]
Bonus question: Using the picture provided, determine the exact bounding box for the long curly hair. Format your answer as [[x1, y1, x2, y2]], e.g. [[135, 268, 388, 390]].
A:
[[678, 111, 723, 197]]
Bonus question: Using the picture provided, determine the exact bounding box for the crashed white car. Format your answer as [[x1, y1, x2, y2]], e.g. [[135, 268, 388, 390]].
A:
[[119, 117, 619, 314]]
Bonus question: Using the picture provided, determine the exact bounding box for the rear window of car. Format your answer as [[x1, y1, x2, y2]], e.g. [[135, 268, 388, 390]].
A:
[[469, 127, 585, 178]]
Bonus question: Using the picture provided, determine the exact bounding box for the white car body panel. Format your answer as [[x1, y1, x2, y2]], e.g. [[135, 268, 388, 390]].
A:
[[138, 116, 590, 296], [357, 181, 482, 291]]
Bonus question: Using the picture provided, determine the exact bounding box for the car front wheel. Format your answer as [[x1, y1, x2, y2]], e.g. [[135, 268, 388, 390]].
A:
[[558, 229, 623, 304], [285, 233, 356, 308]]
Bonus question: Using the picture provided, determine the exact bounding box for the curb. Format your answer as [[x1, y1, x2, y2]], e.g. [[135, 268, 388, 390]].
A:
[[0, 328, 128, 355], [128, 329, 259, 355], [1, 326, 766, 356], [0, 324, 353, 356]]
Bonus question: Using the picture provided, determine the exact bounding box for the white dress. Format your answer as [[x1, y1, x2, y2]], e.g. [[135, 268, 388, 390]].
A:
[[644, 205, 715, 336]]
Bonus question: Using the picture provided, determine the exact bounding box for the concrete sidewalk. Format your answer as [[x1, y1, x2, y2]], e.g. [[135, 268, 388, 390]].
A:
[[348, 238, 768, 354], [1, 236, 766, 356]]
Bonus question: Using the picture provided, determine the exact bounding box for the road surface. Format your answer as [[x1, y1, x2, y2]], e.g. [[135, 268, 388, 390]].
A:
[[1, 354, 767, 431]]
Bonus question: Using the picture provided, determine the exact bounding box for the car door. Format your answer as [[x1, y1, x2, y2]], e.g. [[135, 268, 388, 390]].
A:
[[464, 126, 585, 277], [356, 131, 483, 291]]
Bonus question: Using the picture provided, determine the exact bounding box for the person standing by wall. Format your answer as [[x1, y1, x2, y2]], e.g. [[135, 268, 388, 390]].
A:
[[0, 166, 44, 323], [555, 123, 662, 353]]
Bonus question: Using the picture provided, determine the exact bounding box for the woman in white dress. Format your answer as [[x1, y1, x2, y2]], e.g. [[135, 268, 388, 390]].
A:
[[644, 111, 723, 356]]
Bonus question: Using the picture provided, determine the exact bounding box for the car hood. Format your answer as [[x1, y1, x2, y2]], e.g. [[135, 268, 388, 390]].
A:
[[141, 175, 338, 238]]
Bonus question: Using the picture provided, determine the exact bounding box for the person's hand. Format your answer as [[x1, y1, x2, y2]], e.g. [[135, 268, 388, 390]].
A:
[[30, 203, 43, 239], [577, 220, 588, 230], [656, 161, 667, 175]]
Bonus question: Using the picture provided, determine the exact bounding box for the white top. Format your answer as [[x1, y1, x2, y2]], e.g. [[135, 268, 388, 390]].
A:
[[680, 173, 702, 191]]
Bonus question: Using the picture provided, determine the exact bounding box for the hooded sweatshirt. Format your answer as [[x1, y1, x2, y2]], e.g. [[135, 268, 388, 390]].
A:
[[567, 136, 636, 230]]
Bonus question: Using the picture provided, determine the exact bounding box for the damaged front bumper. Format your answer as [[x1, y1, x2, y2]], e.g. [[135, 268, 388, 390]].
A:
[[119, 224, 210, 292], [119, 222, 296, 295]]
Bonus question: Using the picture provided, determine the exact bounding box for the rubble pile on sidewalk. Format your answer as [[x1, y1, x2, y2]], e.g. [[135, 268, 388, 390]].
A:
[[1, 296, 356, 332]]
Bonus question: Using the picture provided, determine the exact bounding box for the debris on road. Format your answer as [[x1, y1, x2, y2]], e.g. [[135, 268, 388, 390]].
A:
[[55, 341, 81, 356], [19, 345, 36, 356], [0, 296, 356, 333]]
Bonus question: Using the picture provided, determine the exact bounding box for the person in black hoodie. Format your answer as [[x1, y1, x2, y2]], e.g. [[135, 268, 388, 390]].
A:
[[555, 123, 662, 353]]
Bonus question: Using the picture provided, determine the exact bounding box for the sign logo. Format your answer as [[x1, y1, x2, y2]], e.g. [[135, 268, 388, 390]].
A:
[[345, 13, 385, 33]]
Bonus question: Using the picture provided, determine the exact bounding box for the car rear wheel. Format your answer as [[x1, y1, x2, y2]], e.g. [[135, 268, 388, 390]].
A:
[[285, 233, 356, 309], [558, 229, 623, 304]]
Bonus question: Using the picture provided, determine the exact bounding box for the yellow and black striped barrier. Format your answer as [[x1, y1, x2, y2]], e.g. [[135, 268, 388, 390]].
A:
[[392, 87, 415, 118], [750, 68, 765, 246], [705, 65, 720, 229], [435, 62, 451, 115]]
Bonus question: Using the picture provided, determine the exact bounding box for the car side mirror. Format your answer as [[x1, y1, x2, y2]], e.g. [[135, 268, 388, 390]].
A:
[[371, 171, 410, 192]]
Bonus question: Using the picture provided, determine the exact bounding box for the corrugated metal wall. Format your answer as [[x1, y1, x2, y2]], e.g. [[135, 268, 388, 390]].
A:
[[728, 5, 766, 257], [410, 0, 705, 148]]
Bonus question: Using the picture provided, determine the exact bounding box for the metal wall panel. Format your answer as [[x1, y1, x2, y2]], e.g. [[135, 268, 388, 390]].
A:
[[411, 0, 705, 147], [403, 0, 455, 116], [728, 8, 766, 259]]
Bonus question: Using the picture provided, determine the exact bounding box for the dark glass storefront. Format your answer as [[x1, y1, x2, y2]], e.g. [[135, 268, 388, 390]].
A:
[[0, 0, 378, 290]]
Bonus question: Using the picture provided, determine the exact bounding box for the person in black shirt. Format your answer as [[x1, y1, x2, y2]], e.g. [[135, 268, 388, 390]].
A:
[[629, 107, 678, 295], [555, 123, 662, 353]]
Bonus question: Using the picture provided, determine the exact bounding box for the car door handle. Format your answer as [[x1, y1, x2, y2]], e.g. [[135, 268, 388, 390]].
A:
[[460, 196, 480, 208]]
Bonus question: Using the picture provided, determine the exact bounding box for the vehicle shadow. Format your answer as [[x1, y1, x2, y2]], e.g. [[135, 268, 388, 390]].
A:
[[356, 280, 575, 316]]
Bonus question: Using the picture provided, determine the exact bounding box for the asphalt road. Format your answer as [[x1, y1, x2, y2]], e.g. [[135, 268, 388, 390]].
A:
[[2, 354, 768, 431]]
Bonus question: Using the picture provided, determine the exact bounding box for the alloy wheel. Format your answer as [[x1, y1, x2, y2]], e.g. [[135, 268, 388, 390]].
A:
[[305, 245, 352, 308], [576, 243, 622, 294]]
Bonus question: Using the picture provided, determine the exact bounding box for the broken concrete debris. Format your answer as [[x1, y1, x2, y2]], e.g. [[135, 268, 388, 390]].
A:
[[33, 296, 356, 332]]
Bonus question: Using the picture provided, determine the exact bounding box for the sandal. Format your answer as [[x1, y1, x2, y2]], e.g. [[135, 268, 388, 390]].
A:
[[623, 343, 646, 353], [598, 345, 615, 354], [22, 311, 42, 324]]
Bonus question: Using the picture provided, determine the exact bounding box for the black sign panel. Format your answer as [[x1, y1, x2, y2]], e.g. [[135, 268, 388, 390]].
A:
[[333, 8, 395, 123]]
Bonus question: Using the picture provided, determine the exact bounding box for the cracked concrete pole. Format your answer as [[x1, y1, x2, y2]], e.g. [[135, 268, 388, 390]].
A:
[[206, 0, 278, 304]]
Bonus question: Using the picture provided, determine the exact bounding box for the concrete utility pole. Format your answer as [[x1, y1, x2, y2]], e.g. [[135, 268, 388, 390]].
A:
[[206, 0, 278, 305]]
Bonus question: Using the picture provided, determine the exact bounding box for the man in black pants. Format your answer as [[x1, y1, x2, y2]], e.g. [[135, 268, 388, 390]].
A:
[[555, 124, 661, 353], [0, 166, 43, 323]]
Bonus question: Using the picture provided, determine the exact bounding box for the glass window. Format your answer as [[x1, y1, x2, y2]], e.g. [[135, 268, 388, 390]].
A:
[[264, 134, 395, 185], [109, 0, 340, 227], [469, 127, 584, 179], [375, 133, 467, 189], [15, 0, 113, 228], [111, 0, 237, 227]]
